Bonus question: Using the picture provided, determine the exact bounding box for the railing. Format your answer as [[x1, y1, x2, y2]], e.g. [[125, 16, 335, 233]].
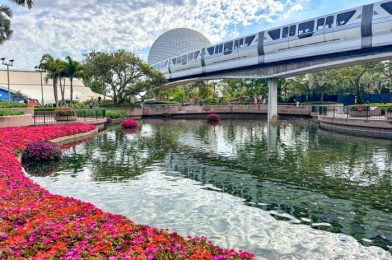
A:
[[314, 105, 392, 120], [76, 109, 106, 121], [33, 109, 106, 125]]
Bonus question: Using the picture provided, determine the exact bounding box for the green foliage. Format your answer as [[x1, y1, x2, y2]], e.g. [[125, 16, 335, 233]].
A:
[[34, 107, 55, 111], [106, 110, 127, 119], [0, 102, 27, 108], [143, 100, 179, 105], [74, 102, 87, 109], [84, 50, 167, 104], [0, 110, 24, 116]]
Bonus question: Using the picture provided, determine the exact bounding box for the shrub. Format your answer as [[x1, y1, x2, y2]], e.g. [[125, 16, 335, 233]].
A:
[[55, 107, 76, 117], [22, 141, 62, 165], [207, 113, 221, 122], [106, 110, 127, 119], [121, 119, 138, 129], [350, 106, 367, 112], [0, 101, 27, 108], [74, 102, 87, 109], [34, 107, 56, 111], [0, 110, 24, 116]]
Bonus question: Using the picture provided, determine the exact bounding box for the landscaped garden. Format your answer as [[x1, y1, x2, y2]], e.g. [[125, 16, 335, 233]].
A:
[[0, 124, 254, 259]]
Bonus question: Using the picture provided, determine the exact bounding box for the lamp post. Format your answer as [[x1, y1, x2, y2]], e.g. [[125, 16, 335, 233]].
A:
[[1, 58, 14, 101], [35, 64, 45, 105]]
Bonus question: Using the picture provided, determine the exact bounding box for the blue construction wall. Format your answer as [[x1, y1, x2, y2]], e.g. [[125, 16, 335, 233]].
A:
[[338, 94, 392, 105], [297, 94, 392, 105], [0, 88, 22, 102]]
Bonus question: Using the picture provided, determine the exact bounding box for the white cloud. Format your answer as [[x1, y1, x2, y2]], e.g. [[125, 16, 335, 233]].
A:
[[0, 0, 307, 69]]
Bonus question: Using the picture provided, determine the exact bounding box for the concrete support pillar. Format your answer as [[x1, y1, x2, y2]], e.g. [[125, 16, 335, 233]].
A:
[[267, 123, 278, 154], [268, 79, 278, 123]]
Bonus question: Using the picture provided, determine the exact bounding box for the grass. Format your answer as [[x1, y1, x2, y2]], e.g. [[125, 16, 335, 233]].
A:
[[0, 110, 24, 116], [0, 102, 28, 108]]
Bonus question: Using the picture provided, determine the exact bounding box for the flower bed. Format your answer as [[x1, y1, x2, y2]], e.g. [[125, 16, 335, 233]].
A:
[[122, 118, 138, 129], [0, 125, 254, 259], [207, 113, 221, 122]]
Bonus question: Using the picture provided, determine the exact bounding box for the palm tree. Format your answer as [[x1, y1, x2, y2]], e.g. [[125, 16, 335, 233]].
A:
[[64, 56, 85, 103], [40, 54, 65, 106], [0, 1, 33, 45]]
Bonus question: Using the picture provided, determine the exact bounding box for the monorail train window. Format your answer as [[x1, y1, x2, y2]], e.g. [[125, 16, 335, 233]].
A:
[[268, 29, 281, 40], [182, 55, 187, 64], [239, 38, 244, 47], [172, 58, 177, 65], [337, 10, 356, 25], [325, 16, 334, 29], [234, 40, 239, 49], [207, 47, 214, 55], [188, 53, 193, 61], [282, 27, 289, 38], [177, 57, 181, 64], [298, 21, 314, 34], [194, 51, 200, 58], [289, 25, 296, 36], [317, 18, 325, 30], [245, 35, 255, 45], [224, 41, 233, 52], [381, 2, 392, 14], [219, 44, 223, 53], [215, 45, 219, 54]]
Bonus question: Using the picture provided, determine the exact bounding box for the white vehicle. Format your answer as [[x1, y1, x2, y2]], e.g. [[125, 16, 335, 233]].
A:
[[152, 0, 392, 80]]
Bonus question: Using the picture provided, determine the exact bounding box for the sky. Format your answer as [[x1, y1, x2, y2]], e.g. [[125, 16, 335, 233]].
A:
[[0, 0, 378, 69]]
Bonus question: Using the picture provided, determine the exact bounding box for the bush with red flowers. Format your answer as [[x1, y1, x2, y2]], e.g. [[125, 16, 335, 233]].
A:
[[207, 113, 221, 122], [0, 124, 254, 259], [122, 118, 138, 129], [22, 140, 62, 165]]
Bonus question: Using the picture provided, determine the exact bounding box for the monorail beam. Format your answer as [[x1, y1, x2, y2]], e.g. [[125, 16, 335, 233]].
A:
[[268, 79, 278, 123]]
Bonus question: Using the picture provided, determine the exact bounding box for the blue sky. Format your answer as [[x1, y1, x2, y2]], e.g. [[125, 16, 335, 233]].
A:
[[0, 0, 377, 69]]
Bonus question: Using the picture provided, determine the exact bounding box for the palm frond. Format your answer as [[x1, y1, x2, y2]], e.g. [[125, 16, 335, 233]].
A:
[[9, 0, 33, 9]]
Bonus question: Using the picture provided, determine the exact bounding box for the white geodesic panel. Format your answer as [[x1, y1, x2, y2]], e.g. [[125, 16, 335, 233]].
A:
[[148, 28, 211, 65]]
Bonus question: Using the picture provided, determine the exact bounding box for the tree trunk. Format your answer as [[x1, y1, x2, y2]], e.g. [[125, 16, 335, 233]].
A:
[[70, 77, 74, 103], [320, 92, 324, 102], [53, 79, 58, 106], [59, 78, 65, 105]]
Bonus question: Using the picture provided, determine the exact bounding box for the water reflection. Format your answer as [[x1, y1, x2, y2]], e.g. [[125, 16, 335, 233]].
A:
[[28, 119, 392, 257]]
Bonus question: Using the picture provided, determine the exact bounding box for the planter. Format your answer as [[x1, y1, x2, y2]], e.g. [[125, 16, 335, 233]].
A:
[[349, 108, 381, 118], [55, 108, 77, 122], [55, 115, 77, 122], [349, 111, 369, 117]]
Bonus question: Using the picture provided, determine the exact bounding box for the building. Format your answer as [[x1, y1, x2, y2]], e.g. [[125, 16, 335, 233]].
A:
[[148, 28, 211, 65], [0, 69, 107, 104]]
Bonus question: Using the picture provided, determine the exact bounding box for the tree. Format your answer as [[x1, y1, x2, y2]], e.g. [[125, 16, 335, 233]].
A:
[[64, 56, 85, 103], [0, 1, 33, 45], [40, 54, 65, 106], [84, 50, 166, 104], [333, 64, 376, 104]]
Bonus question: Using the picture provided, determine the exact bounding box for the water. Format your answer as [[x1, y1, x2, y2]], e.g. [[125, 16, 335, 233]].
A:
[[26, 119, 392, 259]]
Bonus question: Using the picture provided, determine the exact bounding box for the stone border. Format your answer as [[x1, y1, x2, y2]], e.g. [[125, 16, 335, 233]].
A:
[[318, 116, 392, 139], [50, 128, 99, 145], [0, 114, 33, 128]]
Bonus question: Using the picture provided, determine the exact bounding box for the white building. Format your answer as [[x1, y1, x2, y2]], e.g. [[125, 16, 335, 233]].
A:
[[0, 69, 107, 104]]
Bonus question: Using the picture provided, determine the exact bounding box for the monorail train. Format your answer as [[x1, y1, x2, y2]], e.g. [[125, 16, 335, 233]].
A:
[[152, 0, 392, 80]]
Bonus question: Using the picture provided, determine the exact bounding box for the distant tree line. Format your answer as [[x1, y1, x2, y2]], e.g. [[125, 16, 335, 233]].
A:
[[151, 61, 392, 105]]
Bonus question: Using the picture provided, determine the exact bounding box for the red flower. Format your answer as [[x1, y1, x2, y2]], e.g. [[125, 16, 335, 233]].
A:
[[0, 124, 254, 259], [121, 119, 138, 129]]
